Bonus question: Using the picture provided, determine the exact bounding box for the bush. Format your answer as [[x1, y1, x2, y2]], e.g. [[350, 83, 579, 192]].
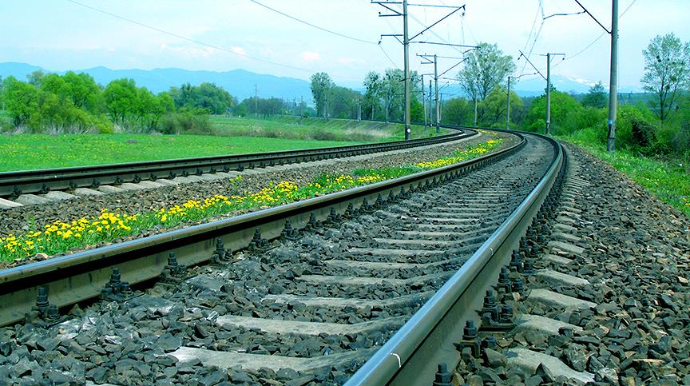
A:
[[158, 112, 212, 135]]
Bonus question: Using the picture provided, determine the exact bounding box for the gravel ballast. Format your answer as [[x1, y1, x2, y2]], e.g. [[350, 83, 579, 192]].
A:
[[452, 144, 690, 385]]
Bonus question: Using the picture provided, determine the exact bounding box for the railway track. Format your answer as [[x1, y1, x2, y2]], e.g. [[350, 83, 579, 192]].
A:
[[0, 130, 567, 385], [0, 129, 470, 207]]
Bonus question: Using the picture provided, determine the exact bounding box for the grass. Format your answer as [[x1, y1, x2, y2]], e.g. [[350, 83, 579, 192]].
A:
[[559, 134, 690, 216], [0, 133, 365, 172], [0, 138, 502, 262], [210, 115, 447, 142], [0, 114, 450, 172]]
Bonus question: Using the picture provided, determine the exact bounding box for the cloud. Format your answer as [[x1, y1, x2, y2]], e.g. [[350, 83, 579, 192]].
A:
[[301, 51, 320, 62], [231, 46, 246, 56], [159, 43, 215, 59]]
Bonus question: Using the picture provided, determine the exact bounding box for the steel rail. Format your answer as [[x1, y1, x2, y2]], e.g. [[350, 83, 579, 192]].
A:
[[345, 133, 564, 385], [0, 128, 472, 199], [0, 129, 523, 328]]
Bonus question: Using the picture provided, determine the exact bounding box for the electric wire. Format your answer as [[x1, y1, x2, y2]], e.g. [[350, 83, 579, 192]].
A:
[[248, 0, 378, 45], [64, 0, 313, 74], [554, 0, 637, 67]]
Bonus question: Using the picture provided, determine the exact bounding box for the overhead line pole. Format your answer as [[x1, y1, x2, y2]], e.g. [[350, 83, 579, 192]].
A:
[[506, 76, 511, 130], [374, 1, 466, 140], [434, 54, 440, 133], [572, 0, 618, 152], [403, 0, 411, 140], [544, 52, 565, 135], [607, 0, 619, 152], [421, 74, 427, 129]]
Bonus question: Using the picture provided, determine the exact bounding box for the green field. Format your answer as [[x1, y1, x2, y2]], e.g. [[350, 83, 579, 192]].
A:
[[210, 115, 444, 142], [0, 115, 450, 172], [0, 134, 367, 172], [561, 136, 690, 216]]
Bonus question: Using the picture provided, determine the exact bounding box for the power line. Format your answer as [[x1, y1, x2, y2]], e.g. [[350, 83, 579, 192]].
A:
[[554, 0, 637, 66], [248, 0, 377, 45], [64, 0, 313, 74], [378, 44, 400, 69]]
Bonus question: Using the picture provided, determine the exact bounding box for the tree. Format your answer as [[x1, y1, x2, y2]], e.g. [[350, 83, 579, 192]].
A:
[[478, 87, 524, 128], [641, 33, 690, 121], [442, 98, 471, 126], [363, 71, 383, 120], [581, 82, 607, 109], [3, 76, 40, 127], [310, 72, 333, 118], [525, 90, 583, 135], [457, 43, 515, 102], [103, 78, 139, 124], [328, 86, 360, 119]]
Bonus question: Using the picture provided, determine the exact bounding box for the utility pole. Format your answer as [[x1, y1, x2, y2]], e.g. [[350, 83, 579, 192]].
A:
[[434, 54, 440, 134], [607, 0, 619, 152], [421, 74, 427, 129], [440, 93, 444, 123], [473, 97, 477, 127], [402, 0, 411, 140], [357, 99, 362, 121], [429, 79, 432, 126], [506, 76, 511, 130], [546, 53, 551, 135], [374, 1, 466, 140], [299, 96, 303, 124], [254, 84, 258, 118], [543, 52, 565, 135], [572, 0, 619, 151]]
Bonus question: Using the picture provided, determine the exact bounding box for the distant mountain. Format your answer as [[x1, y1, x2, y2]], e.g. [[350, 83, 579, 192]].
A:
[[0, 62, 313, 102], [0, 62, 641, 102]]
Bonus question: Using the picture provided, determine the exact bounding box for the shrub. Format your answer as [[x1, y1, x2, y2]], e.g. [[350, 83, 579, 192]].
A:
[[158, 112, 212, 135]]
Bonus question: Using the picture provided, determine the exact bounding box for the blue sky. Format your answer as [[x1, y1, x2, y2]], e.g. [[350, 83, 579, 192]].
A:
[[1, 0, 689, 90]]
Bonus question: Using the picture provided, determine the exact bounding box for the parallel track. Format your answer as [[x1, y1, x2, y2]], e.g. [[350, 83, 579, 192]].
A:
[[0, 129, 566, 385], [0, 129, 470, 199]]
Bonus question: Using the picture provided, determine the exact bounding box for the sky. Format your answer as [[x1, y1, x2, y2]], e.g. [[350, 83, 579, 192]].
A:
[[1, 0, 689, 91]]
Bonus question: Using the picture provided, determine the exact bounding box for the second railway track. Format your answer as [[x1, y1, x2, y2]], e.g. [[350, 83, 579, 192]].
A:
[[0, 130, 566, 385], [0, 128, 471, 204]]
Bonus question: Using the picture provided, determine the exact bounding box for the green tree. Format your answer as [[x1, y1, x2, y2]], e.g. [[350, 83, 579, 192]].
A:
[[103, 78, 139, 124], [310, 72, 333, 118], [478, 87, 524, 128], [442, 98, 471, 126], [641, 33, 690, 121], [328, 86, 360, 119], [581, 82, 607, 109], [457, 43, 515, 103], [525, 90, 583, 135], [363, 71, 383, 120], [3, 76, 40, 127]]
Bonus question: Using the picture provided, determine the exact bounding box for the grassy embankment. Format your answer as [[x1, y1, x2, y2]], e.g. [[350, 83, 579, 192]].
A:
[[560, 133, 690, 216], [0, 116, 445, 172]]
